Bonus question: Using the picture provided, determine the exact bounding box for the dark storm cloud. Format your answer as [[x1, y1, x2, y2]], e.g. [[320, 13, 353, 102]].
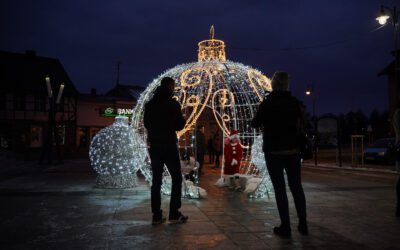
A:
[[0, 0, 396, 116]]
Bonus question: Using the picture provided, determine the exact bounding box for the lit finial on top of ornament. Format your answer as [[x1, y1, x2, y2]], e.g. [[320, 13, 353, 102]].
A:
[[198, 25, 226, 62]]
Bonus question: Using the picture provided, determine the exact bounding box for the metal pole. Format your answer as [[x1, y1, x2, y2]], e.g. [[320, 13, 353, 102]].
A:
[[351, 136, 354, 166], [394, 7, 398, 101], [312, 81, 317, 168], [361, 136, 364, 166], [53, 97, 62, 164], [382, 5, 399, 115], [40, 96, 54, 164], [337, 118, 342, 167], [312, 82, 315, 119]]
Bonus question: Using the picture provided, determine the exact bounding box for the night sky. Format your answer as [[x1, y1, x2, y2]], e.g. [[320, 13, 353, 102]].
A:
[[0, 0, 396, 116]]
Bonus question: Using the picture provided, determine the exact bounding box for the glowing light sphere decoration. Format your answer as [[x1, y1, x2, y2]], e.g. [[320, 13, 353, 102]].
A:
[[131, 26, 273, 198], [89, 116, 138, 188]]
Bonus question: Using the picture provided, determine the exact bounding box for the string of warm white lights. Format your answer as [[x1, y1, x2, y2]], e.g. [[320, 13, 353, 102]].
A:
[[89, 116, 138, 188], [130, 26, 273, 198]]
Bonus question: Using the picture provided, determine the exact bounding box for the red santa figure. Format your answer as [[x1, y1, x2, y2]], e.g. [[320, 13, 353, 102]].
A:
[[224, 129, 243, 191]]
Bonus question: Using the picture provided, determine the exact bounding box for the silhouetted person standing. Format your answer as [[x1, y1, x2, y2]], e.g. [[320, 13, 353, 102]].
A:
[[212, 130, 223, 168], [196, 125, 206, 175], [144, 77, 188, 224], [251, 71, 308, 237], [392, 105, 400, 217], [208, 137, 215, 164]]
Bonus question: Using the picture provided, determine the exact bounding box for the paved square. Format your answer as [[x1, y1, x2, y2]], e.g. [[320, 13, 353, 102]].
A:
[[0, 158, 399, 249]]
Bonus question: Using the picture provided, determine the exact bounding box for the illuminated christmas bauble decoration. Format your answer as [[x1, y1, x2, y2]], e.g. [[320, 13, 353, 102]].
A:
[[89, 116, 138, 188], [131, 26, 272, 197]]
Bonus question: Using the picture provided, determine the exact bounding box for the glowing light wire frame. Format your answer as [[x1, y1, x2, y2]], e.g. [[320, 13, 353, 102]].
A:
[[131, 26, 273, 198]]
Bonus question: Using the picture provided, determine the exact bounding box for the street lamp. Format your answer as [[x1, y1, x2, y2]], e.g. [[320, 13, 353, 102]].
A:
[[376, 8, 391, 25], [305, 81, 317, 167], [377, 5, 399, 104], [305, 82, 315, 119], [40, 75, 64, 164]]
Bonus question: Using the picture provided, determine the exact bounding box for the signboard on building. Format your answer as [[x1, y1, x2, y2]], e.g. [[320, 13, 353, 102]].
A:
[[100, 107, 134, 117]]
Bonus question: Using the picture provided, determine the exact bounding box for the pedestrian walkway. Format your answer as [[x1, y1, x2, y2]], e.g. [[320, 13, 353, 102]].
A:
[[0, 160, 399, 249]]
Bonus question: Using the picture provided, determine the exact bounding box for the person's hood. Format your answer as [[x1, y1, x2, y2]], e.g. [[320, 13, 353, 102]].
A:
[[152, 85, 173, 102]]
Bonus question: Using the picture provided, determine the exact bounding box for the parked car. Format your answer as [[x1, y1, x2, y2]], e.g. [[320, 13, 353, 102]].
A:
[[364, 138, 396, 165]]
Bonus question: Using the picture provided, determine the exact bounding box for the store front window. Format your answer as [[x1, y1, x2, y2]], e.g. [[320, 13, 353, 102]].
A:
[[30, 125, 43, 147]]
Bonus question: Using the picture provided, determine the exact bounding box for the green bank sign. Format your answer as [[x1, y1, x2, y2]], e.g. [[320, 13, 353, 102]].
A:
[[101, 107, 134, 117]]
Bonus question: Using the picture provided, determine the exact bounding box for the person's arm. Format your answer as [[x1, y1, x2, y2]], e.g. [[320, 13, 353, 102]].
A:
[[172, 100, 186, 131], [251, 101, 265, 128]]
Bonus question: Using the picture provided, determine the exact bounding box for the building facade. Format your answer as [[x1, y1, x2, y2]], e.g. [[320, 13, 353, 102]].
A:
[[0, 50, 78, 154], [0, 50, 145, 156], [76, 85, 144, 149]]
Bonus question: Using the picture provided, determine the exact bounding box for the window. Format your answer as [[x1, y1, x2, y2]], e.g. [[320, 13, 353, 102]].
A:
[[30, 126, 43, 147]]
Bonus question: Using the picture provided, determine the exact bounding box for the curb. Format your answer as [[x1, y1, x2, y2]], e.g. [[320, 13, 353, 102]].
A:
[[302, 163, 398, 174]]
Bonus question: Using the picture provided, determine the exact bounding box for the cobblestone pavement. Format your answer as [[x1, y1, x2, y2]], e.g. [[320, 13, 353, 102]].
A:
[[0, 158, 399, 249]]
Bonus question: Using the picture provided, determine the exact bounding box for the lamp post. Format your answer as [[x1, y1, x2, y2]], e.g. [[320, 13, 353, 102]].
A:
[[377, 5, 398, 52], [377, 5, 399, 109], [305, 82, 315, 119], [306, 81, 317, 167], [40, 75, 64, 164]]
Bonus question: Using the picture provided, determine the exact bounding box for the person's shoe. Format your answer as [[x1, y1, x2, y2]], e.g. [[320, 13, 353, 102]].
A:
[[298, 221, 308, 235], [152, 211, 166, 225], [169, 212, 188, 224], [273, 225, 291, 238]]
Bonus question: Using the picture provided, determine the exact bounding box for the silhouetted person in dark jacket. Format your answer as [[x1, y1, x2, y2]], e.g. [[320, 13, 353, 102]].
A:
[[212, 130, 223, 168], [144, 77, 188, 224], [251, 71, 308, 238], [196, 125, 206, 175], [208, 137, 215, 163]]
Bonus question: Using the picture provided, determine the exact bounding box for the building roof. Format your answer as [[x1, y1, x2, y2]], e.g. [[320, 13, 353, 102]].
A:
[[0, 50, 79, 96], [104, 84, 145, 101], [78, 93, 135, 102]]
